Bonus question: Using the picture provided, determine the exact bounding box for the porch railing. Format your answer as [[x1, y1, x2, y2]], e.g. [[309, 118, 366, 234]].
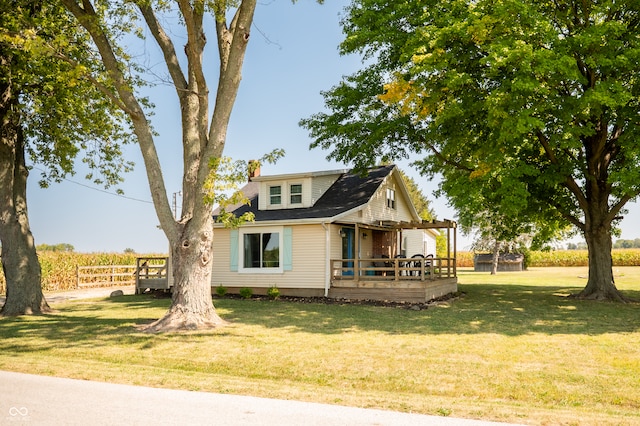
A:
[[135, 257, 170, 293], [331, 257, 456, 281]]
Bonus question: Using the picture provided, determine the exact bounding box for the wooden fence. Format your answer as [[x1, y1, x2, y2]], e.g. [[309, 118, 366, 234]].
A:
[[76, 265, 137, 288], [75, 257, 169, 290]]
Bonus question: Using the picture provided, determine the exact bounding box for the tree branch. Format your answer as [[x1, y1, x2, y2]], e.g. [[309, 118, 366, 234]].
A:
[[47, 49, 131, 115], [536, 129, 589, 211], [137, 3, 188, 95], [177, 0, 209, 148], [61, 0, 178, 242], [207, 0, 256, 156], [417, 134, 474, 172]]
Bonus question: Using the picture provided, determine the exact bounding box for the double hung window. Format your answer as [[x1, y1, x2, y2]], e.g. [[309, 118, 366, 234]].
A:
[[290, 184, 302, 204], [386, 188, 396, 209], [269, 186, 282, 205]]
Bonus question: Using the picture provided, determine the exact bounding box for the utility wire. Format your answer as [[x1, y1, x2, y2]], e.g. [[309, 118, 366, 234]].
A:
[[32, 166, 153, 204]]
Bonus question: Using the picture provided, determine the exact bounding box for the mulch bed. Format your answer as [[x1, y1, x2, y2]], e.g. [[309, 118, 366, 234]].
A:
[[147, 289, 463, 310], [214, 291, 464, 311]]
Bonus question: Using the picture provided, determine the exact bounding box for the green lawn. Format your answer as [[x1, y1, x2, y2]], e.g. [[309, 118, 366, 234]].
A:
[[1, 267, 639, 425]]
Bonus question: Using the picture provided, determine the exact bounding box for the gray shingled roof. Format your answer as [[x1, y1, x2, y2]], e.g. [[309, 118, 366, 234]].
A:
[[213, 165, 395, 222]]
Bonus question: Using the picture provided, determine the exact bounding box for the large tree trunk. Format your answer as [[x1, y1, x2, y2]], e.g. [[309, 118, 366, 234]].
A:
[[62, 1, 256, 331], [490, 239, 500, 275], [0, 82, 50, 316], [577, 209, 628, 302], [141, 216, 225, 332]]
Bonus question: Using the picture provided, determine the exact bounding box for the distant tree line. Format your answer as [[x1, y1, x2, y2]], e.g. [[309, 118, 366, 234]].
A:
[[33, 244, 138, 253], [567, 239, 640, 250], [36, 243, 74, 252], [612, 239, 640, 249]]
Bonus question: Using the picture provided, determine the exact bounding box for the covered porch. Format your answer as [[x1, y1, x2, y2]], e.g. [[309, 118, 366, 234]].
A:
[[330, 219, 458, 303]]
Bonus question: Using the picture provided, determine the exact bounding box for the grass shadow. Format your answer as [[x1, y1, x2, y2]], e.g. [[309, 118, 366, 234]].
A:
[[0, 283, 638, 356], [0, 295, 171, 354], [215, 283, 640, 336]]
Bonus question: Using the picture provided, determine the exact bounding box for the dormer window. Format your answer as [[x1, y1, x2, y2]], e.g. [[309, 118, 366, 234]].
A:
[[386, 188, 396, 209], [269, 185, 282, 205], [258, 176, 313, 210], [290, 184, 302, 204]]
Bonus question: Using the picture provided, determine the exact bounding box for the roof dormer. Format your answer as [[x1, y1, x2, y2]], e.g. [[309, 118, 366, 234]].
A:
[[252, 169, 346, 210]]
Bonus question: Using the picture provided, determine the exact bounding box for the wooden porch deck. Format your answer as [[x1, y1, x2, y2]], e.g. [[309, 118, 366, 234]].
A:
[[330, 257, 457, 303]]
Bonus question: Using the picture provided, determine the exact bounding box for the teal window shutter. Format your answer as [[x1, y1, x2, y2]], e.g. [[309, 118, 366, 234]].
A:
[[230, 230, 239, 272], [283, 227, 293, 271]]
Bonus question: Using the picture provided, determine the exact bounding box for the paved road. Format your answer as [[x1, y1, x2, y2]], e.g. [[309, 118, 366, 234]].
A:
[[1, 371, 521, 426]]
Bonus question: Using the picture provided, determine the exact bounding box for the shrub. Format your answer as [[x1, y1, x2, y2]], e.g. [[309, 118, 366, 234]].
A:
[[215, 285, 228, 297], [266, 286, 280, 300], [239, 287, 253, 299]]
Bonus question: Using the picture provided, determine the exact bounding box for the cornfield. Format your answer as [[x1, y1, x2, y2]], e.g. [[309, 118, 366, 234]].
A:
[[457, 249, 640, 268], [0, 252, 166, 294]]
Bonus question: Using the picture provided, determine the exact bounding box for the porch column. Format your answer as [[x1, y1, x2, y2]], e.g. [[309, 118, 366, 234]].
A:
[[354, 223, 360, 281], [324, 222, 331, 297], [395, 228, 400, 280], [446, 224, 451, 277], [453, 222, 457, 277]]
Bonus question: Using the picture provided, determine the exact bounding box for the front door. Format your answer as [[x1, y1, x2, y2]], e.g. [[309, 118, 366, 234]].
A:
[[341, 227, 355, 276]]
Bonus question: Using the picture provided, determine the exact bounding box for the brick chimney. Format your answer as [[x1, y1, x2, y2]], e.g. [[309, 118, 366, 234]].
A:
[[248, 160, 260, 181]]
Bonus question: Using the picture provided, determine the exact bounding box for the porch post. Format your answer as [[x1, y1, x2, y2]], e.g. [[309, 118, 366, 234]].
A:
[[354, 223, 360, 282], [395, 228, 400, 281], [446, 224, 451, 278], [453, 222, 457, 277], [324, 222, 331, 297]]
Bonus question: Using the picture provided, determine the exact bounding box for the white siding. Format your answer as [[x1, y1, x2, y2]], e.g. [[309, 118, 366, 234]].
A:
[[311, 174, 341, 204], [403, 229, 437, 257], [212, 224, 327, 289], [329, 224, 344, 261], [341, 173, 415, 224]]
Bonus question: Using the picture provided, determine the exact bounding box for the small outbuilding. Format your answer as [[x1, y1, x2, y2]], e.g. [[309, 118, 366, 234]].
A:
[[473, 253, 524, 272]]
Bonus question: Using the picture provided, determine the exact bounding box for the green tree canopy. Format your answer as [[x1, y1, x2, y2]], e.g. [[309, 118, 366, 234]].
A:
[[398, 170, 434, 221], [301, 0, 640, 301], [1, 1, 132, 188], [0, 1, 133, 315]]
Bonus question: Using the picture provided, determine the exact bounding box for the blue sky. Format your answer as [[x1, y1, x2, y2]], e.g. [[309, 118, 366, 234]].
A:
[[26, 0, 639, 253]]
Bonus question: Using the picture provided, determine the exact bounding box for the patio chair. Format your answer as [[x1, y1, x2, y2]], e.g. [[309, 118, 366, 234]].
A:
[[412, 253, 436, 276], [381, 254, 393, 276], [372, 255, 388, 276], [394, 254, 406, 276], [424, 254, 434, 275], [410, 254, 423, 276]]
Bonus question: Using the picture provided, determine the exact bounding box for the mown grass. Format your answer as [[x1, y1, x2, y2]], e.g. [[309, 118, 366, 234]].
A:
[[1, 267, 639, 425]]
